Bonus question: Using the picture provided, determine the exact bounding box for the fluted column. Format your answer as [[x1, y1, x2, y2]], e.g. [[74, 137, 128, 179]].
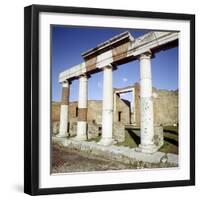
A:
[[75, 74, 88, 140], [137, 52, 157, 153], [57, 81, 70, 138], [132, 88, 136, 125], [98, 65, 114, 146]]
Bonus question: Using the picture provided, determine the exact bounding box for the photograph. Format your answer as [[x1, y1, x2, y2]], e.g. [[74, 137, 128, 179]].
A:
[[51, 26, 179, 173], [24, 5, 195, 195]]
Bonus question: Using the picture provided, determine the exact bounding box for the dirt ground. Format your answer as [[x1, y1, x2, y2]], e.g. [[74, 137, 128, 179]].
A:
[[51, 144, 136, 173], [51, 144, 176, 174]]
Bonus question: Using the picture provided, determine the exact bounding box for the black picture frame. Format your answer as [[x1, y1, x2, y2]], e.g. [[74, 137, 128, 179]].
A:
[[24, 4, 195, 196]]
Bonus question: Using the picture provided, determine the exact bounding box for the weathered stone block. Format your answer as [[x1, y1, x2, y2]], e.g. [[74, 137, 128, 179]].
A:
[[52, 121, 59, 135], [154, 125, 164, 148], [87, 122, 99, 139], [113, 123, 125, 143], [52, 137, 178, 166], [69, 122, 77, 137]]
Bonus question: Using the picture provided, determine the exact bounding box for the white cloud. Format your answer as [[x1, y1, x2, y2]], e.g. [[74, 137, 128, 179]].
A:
[[122, 77, 128, 82]]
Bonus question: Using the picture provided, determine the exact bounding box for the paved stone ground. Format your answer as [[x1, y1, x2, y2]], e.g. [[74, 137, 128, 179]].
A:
[[52, 143, 177, 174]]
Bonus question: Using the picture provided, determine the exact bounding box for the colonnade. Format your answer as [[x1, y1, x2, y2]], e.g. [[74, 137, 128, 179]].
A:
[[57, 52, 157, 153]]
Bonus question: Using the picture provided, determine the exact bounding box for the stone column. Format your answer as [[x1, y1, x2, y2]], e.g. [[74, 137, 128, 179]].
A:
[[113, 91, 118, 123], [57, 81, 70, 138], [134, 83, 140, 126], [75, 74, 88, 140], [137, 52, 157, 153], [132, 88, 136, 125], [98, 65, 114, 145]]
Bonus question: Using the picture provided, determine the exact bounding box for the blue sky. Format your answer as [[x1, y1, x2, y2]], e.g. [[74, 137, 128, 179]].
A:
[[51, 26, 178, 103]]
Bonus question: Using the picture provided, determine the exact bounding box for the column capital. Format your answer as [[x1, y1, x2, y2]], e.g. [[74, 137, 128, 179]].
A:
[[79, 73, 91, 79], [62, 80, 71, 87], [139, 51, 152, 60], [104, 64, 113, 70]]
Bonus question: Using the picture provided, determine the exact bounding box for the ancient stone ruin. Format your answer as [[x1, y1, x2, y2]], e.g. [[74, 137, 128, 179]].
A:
[[55, 31, 178, 154]]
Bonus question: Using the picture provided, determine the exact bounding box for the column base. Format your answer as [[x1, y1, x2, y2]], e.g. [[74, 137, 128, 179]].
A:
[[98, 138, 116, 146], [56, 133, 69, 138], [75, 121, 87, 141], [135, 144, 158, 154]]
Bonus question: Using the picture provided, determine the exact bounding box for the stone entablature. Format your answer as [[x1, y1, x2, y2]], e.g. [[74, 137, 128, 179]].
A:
[[59, 31, 178, 82]]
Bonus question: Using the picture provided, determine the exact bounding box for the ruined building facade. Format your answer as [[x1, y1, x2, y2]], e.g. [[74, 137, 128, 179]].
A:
[[52, 83, 178, 135]]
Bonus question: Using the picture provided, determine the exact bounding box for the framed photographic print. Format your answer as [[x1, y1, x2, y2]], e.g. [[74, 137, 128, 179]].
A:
[[24, 4, 195, 195]]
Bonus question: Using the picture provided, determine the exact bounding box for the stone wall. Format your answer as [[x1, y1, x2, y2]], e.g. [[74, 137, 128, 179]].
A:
[[113, 122, 125, 143], [153, 89, 178, 126], [134, 83, 178, 126], [52, 97, 131, 125], [114, 94, 131, 124], [52, 102, 61, 122], [52, 85, 178, 129]]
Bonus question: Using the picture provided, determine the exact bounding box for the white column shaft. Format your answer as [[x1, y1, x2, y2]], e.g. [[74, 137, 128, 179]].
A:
[[132, 89, 136, 124], [77, 121, 87, 139], [99, 65, 114, 145], [78, 76, 88, 108], [138, 53, 156, 153], [57, 81, 69, 137], [59, 105, 69, 136], [76, 75, 88, 140]]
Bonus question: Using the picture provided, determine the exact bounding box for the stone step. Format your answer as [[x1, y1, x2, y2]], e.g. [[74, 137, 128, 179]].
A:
[[52, 136, 178, 167]]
